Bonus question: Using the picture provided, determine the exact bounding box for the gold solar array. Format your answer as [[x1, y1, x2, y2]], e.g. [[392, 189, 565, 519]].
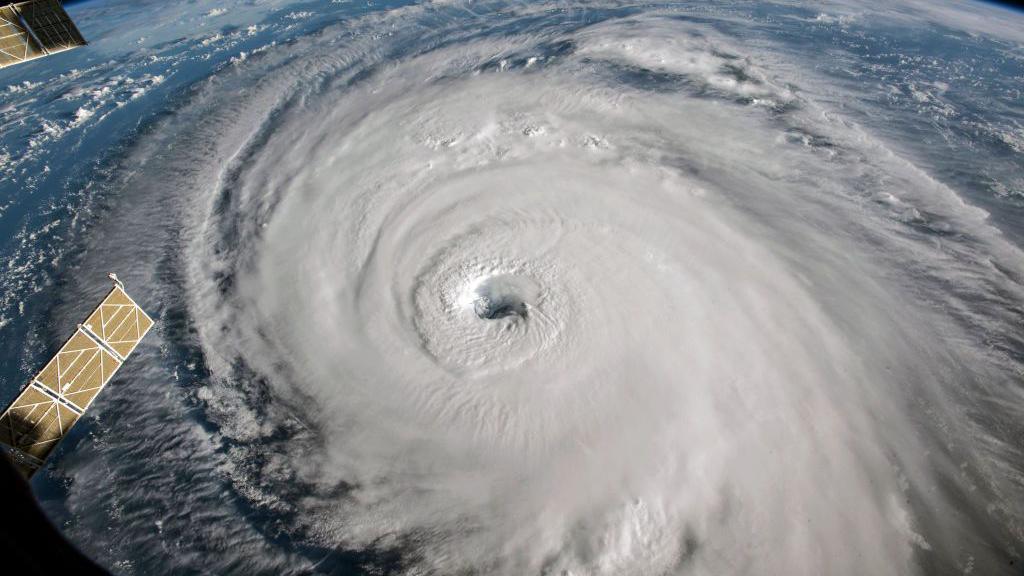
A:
[[0, 277, 153, 477], [0, 0, 86, 69]]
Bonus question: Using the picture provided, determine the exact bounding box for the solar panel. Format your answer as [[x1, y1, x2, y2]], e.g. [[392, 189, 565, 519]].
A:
[[83, 285, 155, 360], [0, 384, 80, 476], [0, 5, 45, 67], [34, 329, 122, 410], [0, 0, 85, 69], [0, 277, 154, 477]]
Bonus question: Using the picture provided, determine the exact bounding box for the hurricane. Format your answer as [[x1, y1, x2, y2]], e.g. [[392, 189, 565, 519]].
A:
[[1, 1, 1022, 574]]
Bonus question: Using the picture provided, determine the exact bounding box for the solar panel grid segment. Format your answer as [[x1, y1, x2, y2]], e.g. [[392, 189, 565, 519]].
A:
[[34, 329, 121, 410], [0, 385, 80, 461], [14, 0, 84, 52], [0, 282, 154, 477], [84, 286, 155, 359], [0, 5, 43, 67], [0, 0, 84, 68]]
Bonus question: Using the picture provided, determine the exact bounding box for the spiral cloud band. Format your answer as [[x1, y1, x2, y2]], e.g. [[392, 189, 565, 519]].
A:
[[13, 1, 1021, 574]]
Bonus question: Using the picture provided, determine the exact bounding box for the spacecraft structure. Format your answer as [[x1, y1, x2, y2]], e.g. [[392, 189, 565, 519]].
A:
[[0, 0, 85, 69], [0, 275, 154, 477]]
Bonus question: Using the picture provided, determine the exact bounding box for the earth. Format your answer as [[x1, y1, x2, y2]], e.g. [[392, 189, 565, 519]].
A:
[[1, 1, 1023, 574]]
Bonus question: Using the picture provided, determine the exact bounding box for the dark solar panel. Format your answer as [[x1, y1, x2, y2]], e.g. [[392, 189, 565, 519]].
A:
[[14, 0, 85, 52], [0, 0, 84, 68]]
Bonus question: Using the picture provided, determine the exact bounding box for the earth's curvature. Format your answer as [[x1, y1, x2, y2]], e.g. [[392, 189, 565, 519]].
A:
[[1, 0, 1023, 574]]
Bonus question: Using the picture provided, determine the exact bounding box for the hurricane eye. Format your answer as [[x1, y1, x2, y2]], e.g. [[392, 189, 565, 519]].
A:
[[472, 275, 530, 320]]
